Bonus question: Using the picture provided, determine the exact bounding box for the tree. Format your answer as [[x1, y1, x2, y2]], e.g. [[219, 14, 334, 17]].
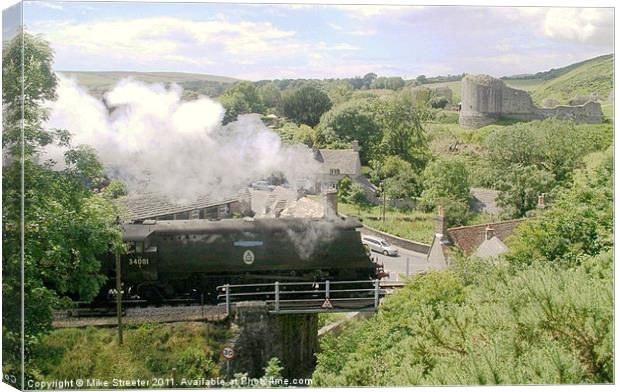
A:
[[337, 176, 353, 202], [279, 86, 332, 127], [506, 147, 612, 267], [362, 72, 377, 89], [347, 183, 371, 214], [315, 98, 381, 164], [377, 156, 421, 199], [373, 94, 431, 171], [3, 32, 58, 157], [257, 81, 282, 109], [415, 75, 427, 85], [429, 96, 449, 109], [275, 121, 315, 147], [496, 164, 556, 218], [484, 119, 612, 185], [2, 32, 122, 383], [219, 81, 264, 124], [421, 157, 471, 203]]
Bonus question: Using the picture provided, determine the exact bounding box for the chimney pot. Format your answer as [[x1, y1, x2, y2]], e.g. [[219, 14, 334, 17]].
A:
[[537, 193, 546, 209], [435, 205, 448, 240]]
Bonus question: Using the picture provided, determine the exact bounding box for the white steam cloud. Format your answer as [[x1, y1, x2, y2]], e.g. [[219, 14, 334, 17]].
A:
[[44, 76, 320, 202]]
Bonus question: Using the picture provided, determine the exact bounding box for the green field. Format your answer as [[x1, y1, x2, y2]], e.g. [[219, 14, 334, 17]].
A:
[[58, 71, 240, 96], [528, 55, 613, 105], [339, 202, 436, 244]]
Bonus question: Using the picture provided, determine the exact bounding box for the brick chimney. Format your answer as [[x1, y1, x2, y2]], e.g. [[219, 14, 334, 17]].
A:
[[435, 205, 449, 241], [536, 193, 546, 209], [324, 190, 338, 219], [485, 225, 494, 240]]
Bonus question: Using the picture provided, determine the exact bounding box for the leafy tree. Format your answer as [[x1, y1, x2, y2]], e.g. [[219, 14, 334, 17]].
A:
[[326, 81, 353, 106], [373, 94, 431, 170], [279, 86, 332, 127], [219, 81, 264, 124], [275, 121, 315, 147], [415, 75, 427, 85], [429, 96, 449, 109], [337, 176, 353, 202], [378, 156, 421, 199], [257, 81, 282, 109], [3, 32, 58, 157], [496, 164, 556, 218], [2, 32, 122, 383], [315, 98, 381, 164], [506, 147, 612, 267], [362, 72, 377, 89], [484, 119, 612, 184], [421, 157, 471, 203], [347, 183, 371, 215], [371, 76, 405, 91]]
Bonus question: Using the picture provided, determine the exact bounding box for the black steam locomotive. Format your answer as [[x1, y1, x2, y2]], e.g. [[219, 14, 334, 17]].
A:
[[98, 216, 379, 303]]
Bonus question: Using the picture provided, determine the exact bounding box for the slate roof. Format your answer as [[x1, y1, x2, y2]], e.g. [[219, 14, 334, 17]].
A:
[[473, 235, 510, 259], [447, 218, 527, 256], [315, 149, 360, 175], [470, 188, 503, 215], [117, 188, 251, 222]]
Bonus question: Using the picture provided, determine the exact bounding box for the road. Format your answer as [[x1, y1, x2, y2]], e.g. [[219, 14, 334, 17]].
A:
[[369, 246, 429, 281]]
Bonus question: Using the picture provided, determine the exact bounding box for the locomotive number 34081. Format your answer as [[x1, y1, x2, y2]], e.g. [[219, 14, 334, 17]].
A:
[[129, 257, 150, 267]]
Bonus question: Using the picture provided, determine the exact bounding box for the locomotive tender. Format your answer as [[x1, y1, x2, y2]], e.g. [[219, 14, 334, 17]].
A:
[[100, 216, 378, 302]]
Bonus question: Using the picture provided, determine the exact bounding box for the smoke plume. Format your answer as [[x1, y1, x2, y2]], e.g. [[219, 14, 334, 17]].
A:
[[44, 76, 320, 202]]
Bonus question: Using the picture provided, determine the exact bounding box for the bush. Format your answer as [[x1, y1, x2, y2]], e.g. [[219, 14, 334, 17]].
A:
[[429, 96, 449, 109]]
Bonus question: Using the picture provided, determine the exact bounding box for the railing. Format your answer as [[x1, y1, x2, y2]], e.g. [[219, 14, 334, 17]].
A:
[[217, 279, 392, 315]]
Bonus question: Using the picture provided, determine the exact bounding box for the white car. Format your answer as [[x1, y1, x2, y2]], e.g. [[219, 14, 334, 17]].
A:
[[251, 180, 275, 191], [361, 235, 399, 256]]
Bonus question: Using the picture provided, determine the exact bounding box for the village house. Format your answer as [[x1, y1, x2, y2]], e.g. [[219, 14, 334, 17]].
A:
[[116, 188, 251, 223], [313, 141, 378, 196], [426, 202, 542, 266]]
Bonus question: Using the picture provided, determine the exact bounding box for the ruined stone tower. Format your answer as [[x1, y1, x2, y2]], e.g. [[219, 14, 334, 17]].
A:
[[458, 74, 603, 128]]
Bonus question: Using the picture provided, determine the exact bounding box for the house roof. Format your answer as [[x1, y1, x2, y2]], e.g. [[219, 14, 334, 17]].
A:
[[471, 188, 503, 215], [316, 149, 360, 174], [447, 218, 527, 255], [473, 235, 509, 259], [117, 188, 251, 222]]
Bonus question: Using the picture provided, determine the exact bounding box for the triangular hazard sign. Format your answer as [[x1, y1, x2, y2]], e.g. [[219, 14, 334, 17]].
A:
[[321, 298, 333, 308]]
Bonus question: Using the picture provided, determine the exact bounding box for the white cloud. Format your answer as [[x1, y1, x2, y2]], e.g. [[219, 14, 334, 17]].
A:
[[37, 17, 299, 66], [337, 5, 421, 19], [542, 8, 612, 43], [505, 7, 613, 45], [39, 2, 64, 11]]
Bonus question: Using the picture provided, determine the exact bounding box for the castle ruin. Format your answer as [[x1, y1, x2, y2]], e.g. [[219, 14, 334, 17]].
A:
[[458, 74, 603, 128]]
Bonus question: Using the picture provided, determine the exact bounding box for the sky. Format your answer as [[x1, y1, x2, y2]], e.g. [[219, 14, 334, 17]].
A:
[[6, 1, 615, 80]]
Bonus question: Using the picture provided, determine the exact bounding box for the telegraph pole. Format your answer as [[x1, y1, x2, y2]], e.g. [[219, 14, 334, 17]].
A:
[[115, 252, 123, 345], [382, 182, 386, 223]]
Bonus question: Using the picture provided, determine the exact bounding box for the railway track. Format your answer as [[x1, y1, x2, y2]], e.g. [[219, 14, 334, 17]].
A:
[[53, 280, 406, 327], [53, 304, 227, 328]]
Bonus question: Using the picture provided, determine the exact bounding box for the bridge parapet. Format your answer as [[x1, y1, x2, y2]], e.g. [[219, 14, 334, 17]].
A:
[[218, 279, 397, 315]]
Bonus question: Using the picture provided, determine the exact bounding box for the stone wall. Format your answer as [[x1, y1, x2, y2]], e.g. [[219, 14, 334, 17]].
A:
[[228, 301, 318, 379], [359, 225, 431, 254], [459, 74, 604, 128]]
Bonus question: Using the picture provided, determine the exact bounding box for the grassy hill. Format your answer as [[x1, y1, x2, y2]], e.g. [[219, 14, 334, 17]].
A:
[[423, 54, 613, 117], [527, 54, 613, 104], [58, 71, 241, 98]]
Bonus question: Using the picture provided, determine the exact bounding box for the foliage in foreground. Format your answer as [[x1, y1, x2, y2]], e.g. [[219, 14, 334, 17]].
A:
[[30, 323, 230, 385], [313, 150, 613, 386]]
